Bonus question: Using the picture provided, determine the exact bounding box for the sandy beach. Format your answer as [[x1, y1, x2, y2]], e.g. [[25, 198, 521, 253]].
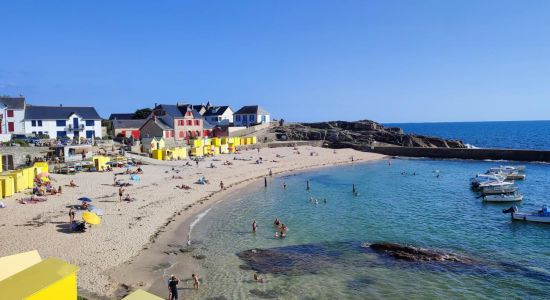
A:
[[0, 146, 384, 298]]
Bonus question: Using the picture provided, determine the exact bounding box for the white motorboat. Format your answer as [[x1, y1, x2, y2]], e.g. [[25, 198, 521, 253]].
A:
[[481, 182, 517, 195], [470, 174, 507, 189], [503, 206, 550, 223], [486, 170, 526, 180], [489, 165, 526, 173], [483, 192, 523, 202]]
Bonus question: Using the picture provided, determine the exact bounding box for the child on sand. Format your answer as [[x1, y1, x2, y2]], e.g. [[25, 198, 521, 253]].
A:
[[69, 180, 78, 187], [118, 187, 124, 201], [192, 274, 200, 289]]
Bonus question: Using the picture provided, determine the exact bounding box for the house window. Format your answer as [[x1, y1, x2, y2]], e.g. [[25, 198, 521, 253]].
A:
[[32, 131, 37, 135], [56, 120, 66, 127], [31, 120, 36, 127], [179, 131, 184, 138], [186, 120, 192, 126], [194, 120, 200, 126], [86, 130, 94, 138], [38, 131, 43, 135], [186, 111, 192, 116], [57, 131, 67, 137], [196, 130, 201, 137], [164, 132, 169, 138], [250, 115, 255, 122], [7, 110, 13, 117], [8, 122, 14, 132], [85, 120, 94, 126], [236, 115, 241, 122], [37, 120, 43, 126], [262, 115, 267, 122]]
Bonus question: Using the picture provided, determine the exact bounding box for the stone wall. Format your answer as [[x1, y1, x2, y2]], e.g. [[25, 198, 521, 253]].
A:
[[0, 146, 50, 168], [365, 146, 550, 162]]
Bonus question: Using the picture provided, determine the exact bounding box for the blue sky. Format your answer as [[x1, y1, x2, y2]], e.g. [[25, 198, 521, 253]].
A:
[[1, 0, 550, 122]]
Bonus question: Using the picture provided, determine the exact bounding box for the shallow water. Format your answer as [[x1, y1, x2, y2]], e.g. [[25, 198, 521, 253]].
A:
[[186, 159, 550, 299]]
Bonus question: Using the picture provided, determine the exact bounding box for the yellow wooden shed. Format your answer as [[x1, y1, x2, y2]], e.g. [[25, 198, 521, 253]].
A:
[[8, 171, 25, 193], [33, 162, 49, 174], [190, 139, 203, 148], [212, 137, 221, 146], [0, 175, 15, 198], [23, 167, 34, 189], [191, 147, 204, 157], [93, 156, 111, 171], [0, 257, 80, 300], [0, 250, 42, 282], [151, 149, 164, 160], [233, 137, 241, 146], [170, 147, 187, 160], [123, 289, 164, 300]]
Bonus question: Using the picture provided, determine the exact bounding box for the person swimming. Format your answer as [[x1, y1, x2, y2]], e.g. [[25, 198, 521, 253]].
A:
[[274, 218, 280, 227]]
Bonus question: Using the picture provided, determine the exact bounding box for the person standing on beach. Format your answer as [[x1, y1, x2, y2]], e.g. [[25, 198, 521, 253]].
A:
[[269, 169, 273, 176], [192, 274, 200, 289], [168, 275, 179, 300], [118, 187, 124, 201], [220, 181, 224, 190], [252, 219, 258, 233]]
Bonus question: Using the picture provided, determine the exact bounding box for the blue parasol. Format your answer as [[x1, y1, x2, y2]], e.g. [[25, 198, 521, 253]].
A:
[[78, 197, 93, 202]]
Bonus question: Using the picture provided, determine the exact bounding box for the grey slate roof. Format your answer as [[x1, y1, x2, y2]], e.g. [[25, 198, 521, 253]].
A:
[[109, 113, 135, 120], [234, 105, 269, 115], [203, 106, 230, 116], [155, 104, 184, 118], [112, 119, 147, 129], [0, 96, 25, 110], [24, 105, 101, 120]]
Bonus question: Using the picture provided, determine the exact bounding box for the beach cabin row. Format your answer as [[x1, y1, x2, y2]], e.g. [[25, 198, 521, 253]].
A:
[[0, 162, 50, 199], [151, 147, 188, 161], [189, 136, 257, 157]]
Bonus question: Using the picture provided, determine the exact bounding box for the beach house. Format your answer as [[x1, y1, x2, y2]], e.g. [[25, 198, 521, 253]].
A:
[[0, 96, 26, 137], [23, 105, 103, 139], [113, 119, 147, 139], [233, 105, 270, 127], [203, 105, 233, 126]]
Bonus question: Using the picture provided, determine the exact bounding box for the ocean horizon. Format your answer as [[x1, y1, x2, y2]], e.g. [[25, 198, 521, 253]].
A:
[[385, 120, 550, 150]]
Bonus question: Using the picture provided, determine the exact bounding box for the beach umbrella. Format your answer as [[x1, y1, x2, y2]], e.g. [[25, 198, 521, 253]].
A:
[[130, 175, 140, 182], [82, 212, 101, 225], [78, 197, 93, 202]]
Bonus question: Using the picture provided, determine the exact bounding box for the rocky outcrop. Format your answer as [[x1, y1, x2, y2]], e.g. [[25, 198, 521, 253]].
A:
[[271, 120, 466, 149], [365, 242, 472, 263]]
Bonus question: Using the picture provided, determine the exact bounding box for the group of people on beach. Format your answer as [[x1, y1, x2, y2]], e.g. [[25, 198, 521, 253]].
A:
[[167, 274, 200, 300]]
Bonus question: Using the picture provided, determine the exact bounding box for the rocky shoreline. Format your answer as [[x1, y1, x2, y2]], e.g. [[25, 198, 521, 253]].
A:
[[271, 120, 466, 149]]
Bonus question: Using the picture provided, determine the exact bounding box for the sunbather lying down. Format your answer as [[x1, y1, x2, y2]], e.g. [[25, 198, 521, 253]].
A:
[[123, 194, 135, 201], [20, 196, 47, 204], [176, 184, 191, 190]]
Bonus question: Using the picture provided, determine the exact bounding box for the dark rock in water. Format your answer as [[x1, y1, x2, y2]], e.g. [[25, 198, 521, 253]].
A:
[[193, 254, 207, 260], [366, 242, 472, 263], [239, 264, 253, 271], [249, 288, 281, 299], [237, 243, 344, 275]]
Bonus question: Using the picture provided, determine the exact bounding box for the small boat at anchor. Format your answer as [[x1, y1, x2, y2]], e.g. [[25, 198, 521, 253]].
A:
[[483, 192, 523, 202], [489, 165, 526, 173], [480, 182, 516, 195], [503, 206, 550, 223]]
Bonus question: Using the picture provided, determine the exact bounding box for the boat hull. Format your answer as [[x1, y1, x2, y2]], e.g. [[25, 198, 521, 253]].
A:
[[512, 213, 550, 223], [483, 195, 523, 202]]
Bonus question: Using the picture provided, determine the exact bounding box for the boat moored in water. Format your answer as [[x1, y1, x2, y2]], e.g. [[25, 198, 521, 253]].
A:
[[483, 192, 523, 202], [480, 182, 517, 195], [503, 206, 550, 223]]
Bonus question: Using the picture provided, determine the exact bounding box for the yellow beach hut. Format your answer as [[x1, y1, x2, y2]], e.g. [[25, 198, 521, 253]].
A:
[[0, 175, 14, 198], [0, 255, 80, 300], [123, 289, 164, 300]]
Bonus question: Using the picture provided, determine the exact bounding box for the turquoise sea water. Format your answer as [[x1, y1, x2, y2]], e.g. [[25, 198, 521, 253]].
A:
[[386, 120, 550, 150], [190, 159, 550, 299]]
